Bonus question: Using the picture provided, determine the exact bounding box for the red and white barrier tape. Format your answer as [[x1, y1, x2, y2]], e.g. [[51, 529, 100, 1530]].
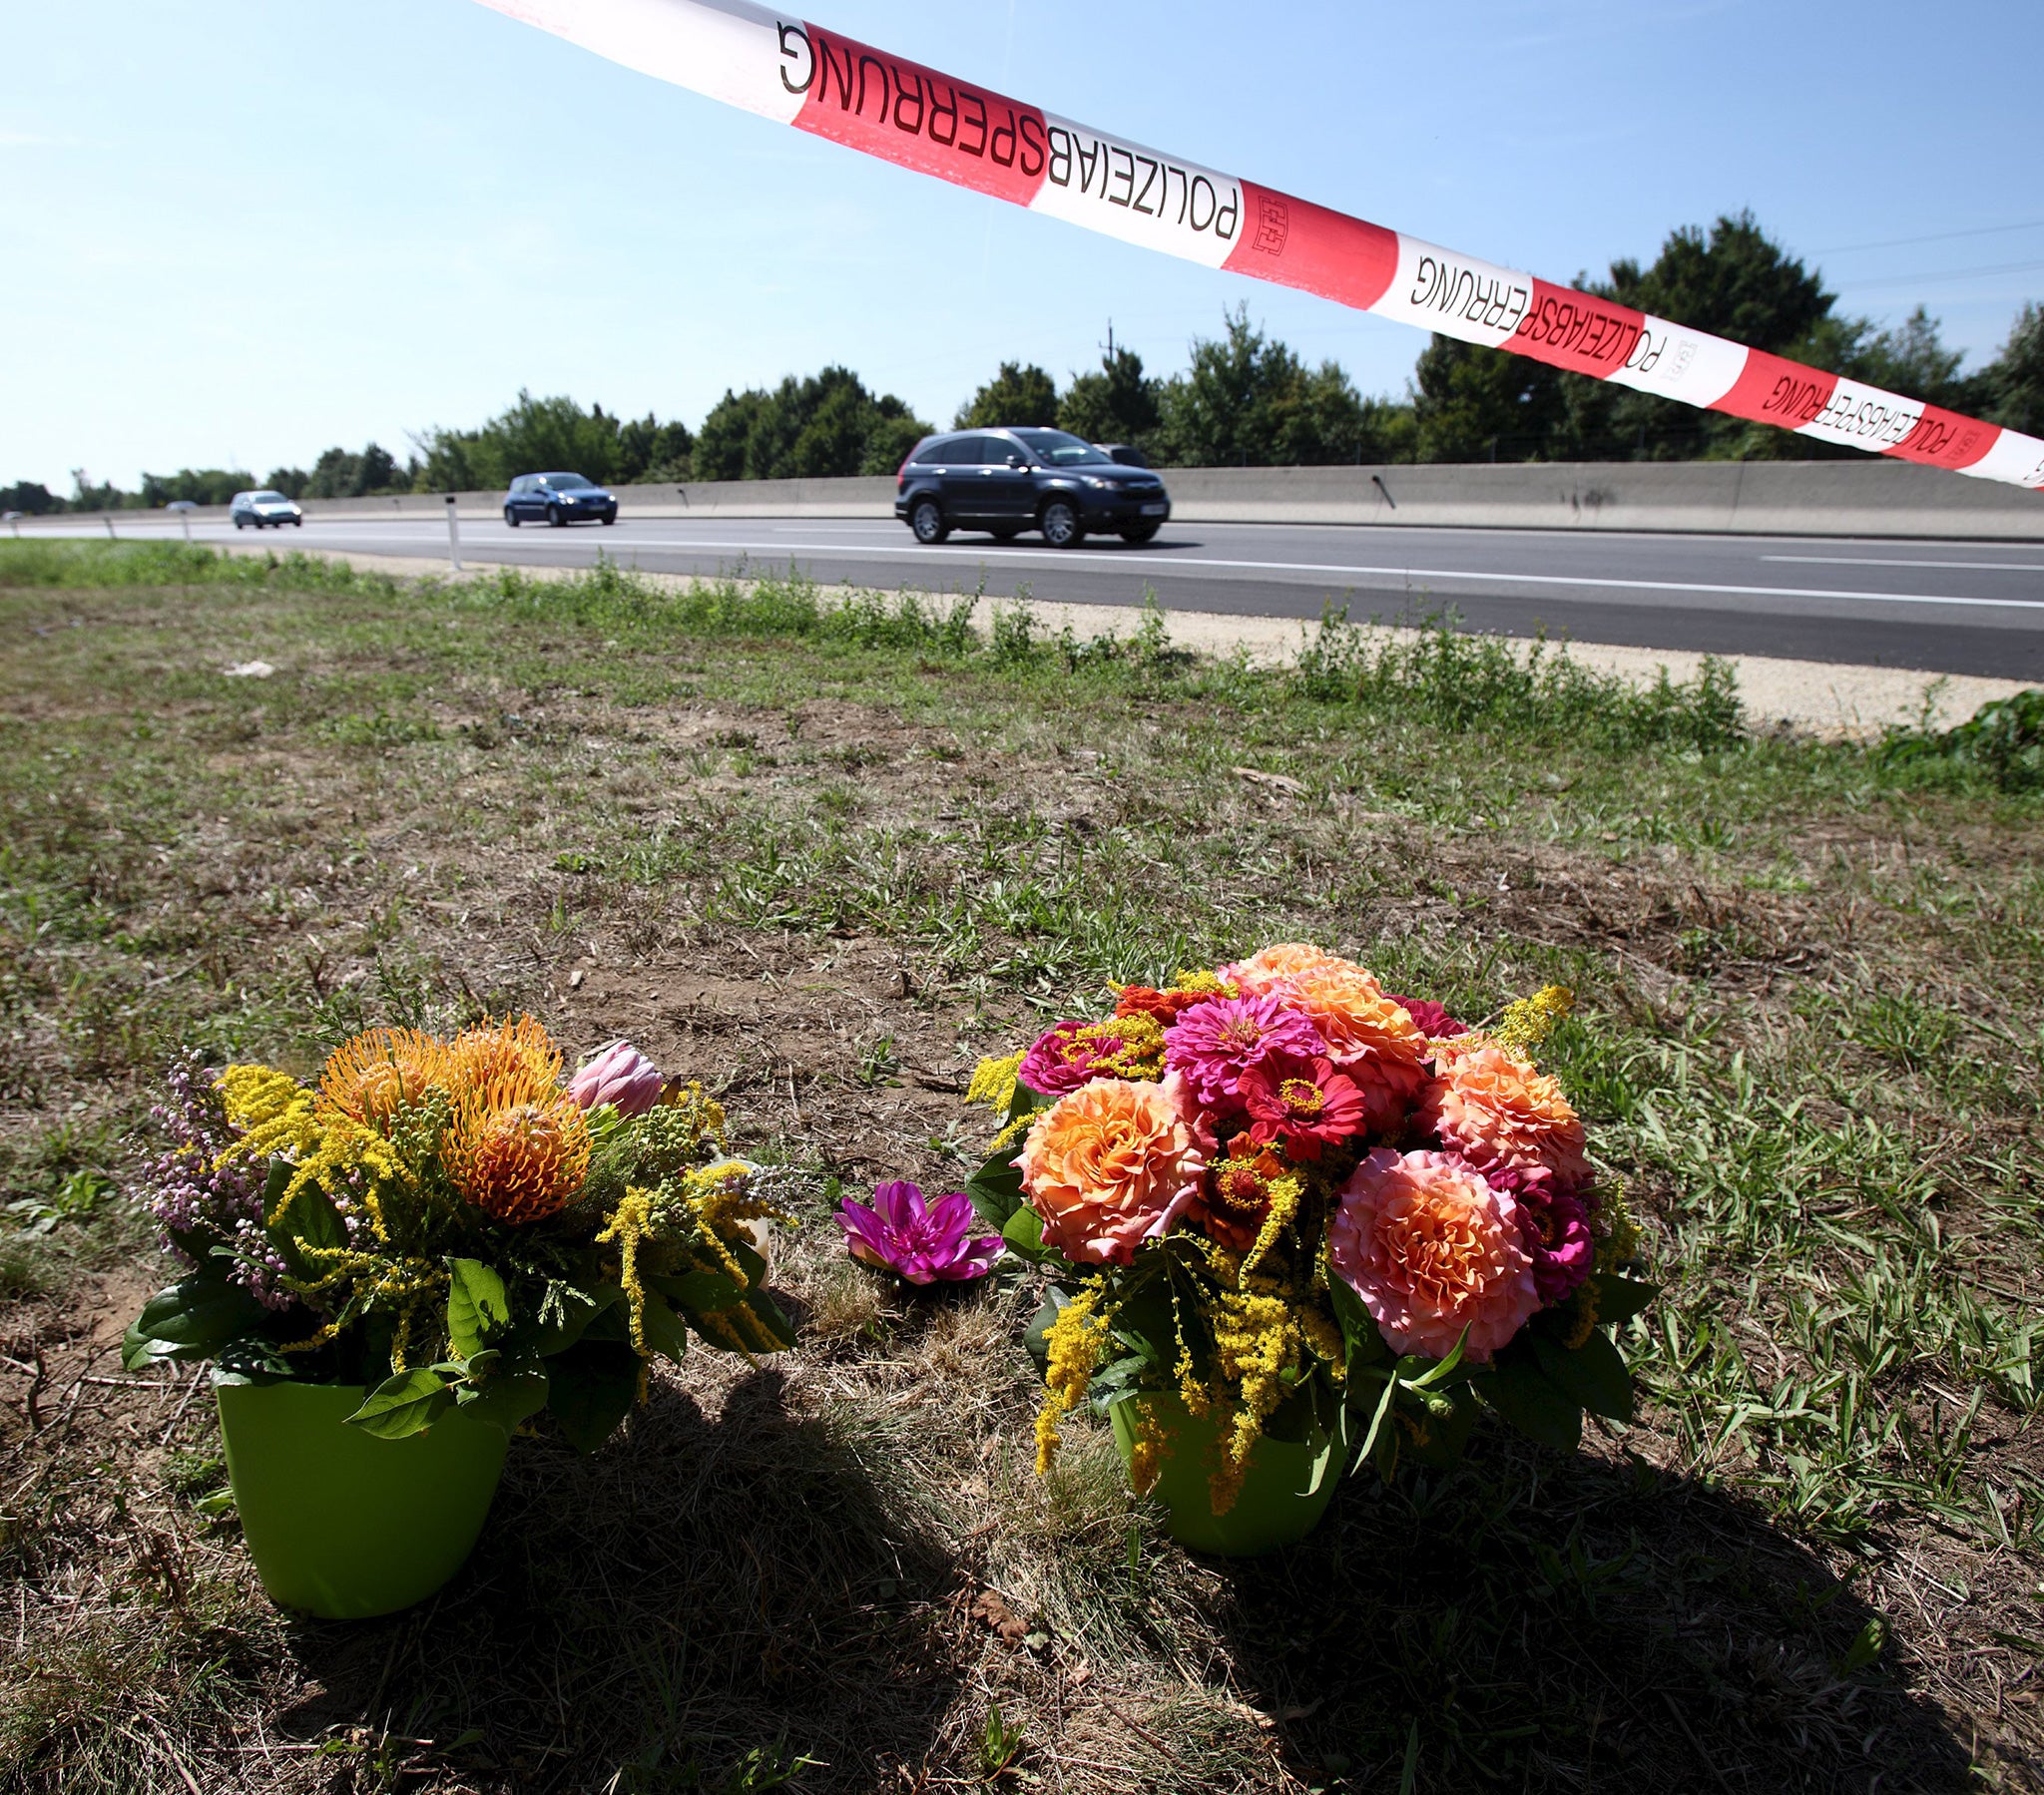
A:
[[475, 0, 2044, 491]]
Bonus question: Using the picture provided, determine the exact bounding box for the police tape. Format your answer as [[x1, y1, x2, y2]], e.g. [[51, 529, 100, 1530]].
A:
[[474, 0, 2044, 492]]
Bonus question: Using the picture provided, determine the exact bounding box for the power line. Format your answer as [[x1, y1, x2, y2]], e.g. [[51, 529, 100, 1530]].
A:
[[1812, 219, 2044, 256], [1832, 256, 2044, 292]]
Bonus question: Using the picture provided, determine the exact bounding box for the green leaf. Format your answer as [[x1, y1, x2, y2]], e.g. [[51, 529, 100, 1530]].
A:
[[346, 1368, 455, 1439], [1001, 1204, 1047, 1259], [1591, 1271, 1658, 1325], [545, 1340, 641, 1453], [735, 1288, 798, 1353], [1327, 1273, 1386, 1367], [1478, 1350, 1583, 1452], [1023, 1290, 1066, 1373], [446, 1258, 511, 1360], [636, 1295, 692, 1364], [454, 1368, 550, 1436], [1400, 1382, 1481, 1469], [964, 1144, 1024, 1230], [529, 1282, 621, 1357], [125, 1274, 268, 1369], [647, 1267, 745, 1314], [1531, 1327, 1635, 1423], [264, 1165, 346, 1276]]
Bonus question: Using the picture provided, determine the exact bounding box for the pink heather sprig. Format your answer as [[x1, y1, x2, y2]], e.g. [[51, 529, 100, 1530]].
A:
[[146, 1055, 294, 1309]]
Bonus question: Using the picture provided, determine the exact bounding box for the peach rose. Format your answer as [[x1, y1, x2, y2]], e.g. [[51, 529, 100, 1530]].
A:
[[1267, 960, 1425, 1129], [1017, 1073, 1211, 1265], [1328, 1148, 1539, 1363], [1223, 941, 1341, 995], [1420, 1043, 1589, 1189]]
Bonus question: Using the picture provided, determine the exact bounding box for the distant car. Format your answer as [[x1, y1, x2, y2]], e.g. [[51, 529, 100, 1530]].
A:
[[164, 499, 199, 513], [1096, 443, 1153, 468], [894, 428, 1171, 548], [504, 472, 618, 527], [230, 490, 302, 529]]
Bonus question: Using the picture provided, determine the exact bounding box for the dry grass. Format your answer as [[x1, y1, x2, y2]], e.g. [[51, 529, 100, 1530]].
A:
[[0, 544, 2040, 1792]]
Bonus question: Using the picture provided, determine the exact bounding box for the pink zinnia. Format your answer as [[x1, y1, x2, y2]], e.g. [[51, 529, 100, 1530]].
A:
[[1328, 1148, 1540, 1364], [1164, 994, 1325, 1112], [1237, 1052, 1367, 1162], [1019, 1019, 1132, 1098], [1389, 995, 1465, 1042], [1487, 1162, 1595, 1305]]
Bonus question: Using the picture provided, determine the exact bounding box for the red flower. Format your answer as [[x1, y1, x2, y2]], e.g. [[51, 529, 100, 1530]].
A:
[[1238, 1052, 1367, 1161]]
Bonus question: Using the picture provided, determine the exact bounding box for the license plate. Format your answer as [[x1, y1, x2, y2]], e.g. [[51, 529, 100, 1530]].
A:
[[1141, 502, 1167, 515]]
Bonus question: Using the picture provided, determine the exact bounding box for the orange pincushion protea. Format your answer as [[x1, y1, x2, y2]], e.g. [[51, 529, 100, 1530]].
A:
[[447, 1015, 564, 1101], [446, 1072, 592, 1224], [318, 1028, 452, 1125]]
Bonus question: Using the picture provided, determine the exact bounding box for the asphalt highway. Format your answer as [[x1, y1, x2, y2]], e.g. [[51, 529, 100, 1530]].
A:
[[25, 512, 2044, 677]]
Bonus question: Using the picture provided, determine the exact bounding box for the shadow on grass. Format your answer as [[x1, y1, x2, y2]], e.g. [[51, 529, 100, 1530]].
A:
[[1211, 1438, 1981, 1794], [275, 1369, 964, 1793]]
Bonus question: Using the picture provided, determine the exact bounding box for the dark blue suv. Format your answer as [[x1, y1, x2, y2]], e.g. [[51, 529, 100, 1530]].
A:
[[894, 428, 1171, 548], [504, 472, 618, 527]]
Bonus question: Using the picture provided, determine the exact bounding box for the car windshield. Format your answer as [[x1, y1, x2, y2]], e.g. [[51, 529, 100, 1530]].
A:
[[252, 492, 289, 504], [1012, 429, 1113, 467], [543, 474, 595, 490]]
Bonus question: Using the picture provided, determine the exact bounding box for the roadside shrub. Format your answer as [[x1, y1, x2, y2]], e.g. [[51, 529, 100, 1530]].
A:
[[1877, 687, 2044, 793]]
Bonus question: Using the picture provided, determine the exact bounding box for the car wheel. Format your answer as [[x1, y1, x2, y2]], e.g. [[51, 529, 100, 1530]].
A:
[[548, 505, 564, 528], [910, 498, 949, 545], [601, 512, 616, 526], [1040, 499, 1084, 549], [292, 518, 302, 528], [1119, 523, 1160, 545], [234, 519, 245, 530], [505, 508, 520, 527]]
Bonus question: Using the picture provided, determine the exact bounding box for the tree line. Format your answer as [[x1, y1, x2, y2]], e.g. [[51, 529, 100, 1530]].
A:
[[8, 214, 2038, 514]]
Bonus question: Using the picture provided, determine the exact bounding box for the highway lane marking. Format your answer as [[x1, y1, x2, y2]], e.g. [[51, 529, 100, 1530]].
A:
[[1763, 555, 2044, 572], [28, 526, 2044, 611], [386, 534, 2044, 612]]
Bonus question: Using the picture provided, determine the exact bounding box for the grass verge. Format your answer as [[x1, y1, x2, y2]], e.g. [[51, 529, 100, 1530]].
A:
[[1, 542, 2039, 1792]]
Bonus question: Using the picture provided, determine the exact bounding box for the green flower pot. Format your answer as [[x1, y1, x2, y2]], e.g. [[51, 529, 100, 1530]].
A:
[[216, 1379, 509, 1619], [1110, 1393, 1344, 1557]]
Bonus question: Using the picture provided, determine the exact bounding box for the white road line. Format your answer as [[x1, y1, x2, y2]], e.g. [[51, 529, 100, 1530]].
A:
[[1763, 555, 2044, 572], [23, 525, 2044, 611], [434, 534, 2044, 611]]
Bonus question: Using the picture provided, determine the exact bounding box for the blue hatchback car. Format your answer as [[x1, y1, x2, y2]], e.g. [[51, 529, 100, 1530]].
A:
[[504, 472, 618, 527]]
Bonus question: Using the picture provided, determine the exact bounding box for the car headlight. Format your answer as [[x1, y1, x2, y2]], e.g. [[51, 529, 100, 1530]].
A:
[[1081, 475, 1113, 490]]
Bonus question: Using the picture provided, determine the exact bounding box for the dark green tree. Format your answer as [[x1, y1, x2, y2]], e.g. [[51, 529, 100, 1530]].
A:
[[955, 361, 1060, 429], [1982, 301, 2044, 437], [0, 481, 61, 515], [1155, 307, 1384, 466], [139, 467, 255, 507], [1059, 345, 1162, 446], [694, 368, 930, 481]]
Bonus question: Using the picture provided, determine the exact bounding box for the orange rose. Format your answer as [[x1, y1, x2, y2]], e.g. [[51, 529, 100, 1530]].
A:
[[1017, 1074, 1211, 1265], [1419, 1043, 1589, 1189], [1268, 960, 1425, 1129], [1224, 941, 1340, 995]]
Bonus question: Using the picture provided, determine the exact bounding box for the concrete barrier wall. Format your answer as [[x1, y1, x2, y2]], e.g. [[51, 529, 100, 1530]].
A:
[[28, 459, 2044, 539]]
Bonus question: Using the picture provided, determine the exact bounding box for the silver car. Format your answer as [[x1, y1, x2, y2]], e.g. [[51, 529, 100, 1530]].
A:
[[230, 490, 302, 529]]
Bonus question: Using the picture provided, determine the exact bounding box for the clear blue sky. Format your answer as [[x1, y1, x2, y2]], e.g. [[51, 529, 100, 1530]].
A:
[[5, 0, 2041, 492]]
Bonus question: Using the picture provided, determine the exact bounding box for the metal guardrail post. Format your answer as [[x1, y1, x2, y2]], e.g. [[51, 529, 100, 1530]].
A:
[[444, 494, 463, 573]]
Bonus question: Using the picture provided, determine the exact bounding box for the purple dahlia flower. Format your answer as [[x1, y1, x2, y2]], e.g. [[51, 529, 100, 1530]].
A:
[[836, 1180, 1003, 1285]]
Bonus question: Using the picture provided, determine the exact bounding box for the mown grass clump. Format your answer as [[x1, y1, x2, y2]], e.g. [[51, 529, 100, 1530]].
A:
[[0, 540, 2038, 1792]]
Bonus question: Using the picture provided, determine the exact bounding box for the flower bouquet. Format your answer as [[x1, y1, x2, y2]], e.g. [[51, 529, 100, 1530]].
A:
[[126, 1020, 796, 1615], [963, 944, 1652, 1555]]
